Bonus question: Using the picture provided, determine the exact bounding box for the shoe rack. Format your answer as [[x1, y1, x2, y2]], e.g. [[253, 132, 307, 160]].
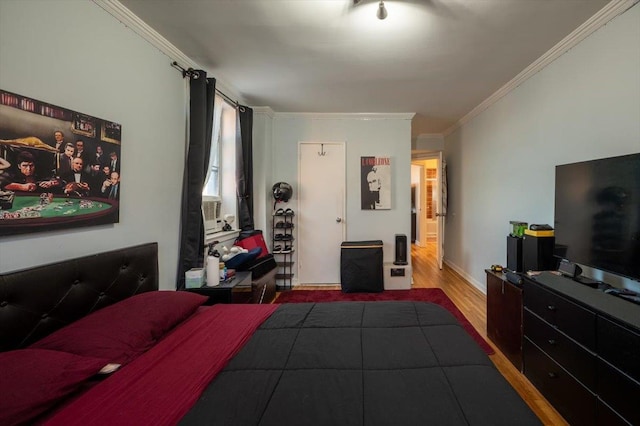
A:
[[272, 207, 295, 290]]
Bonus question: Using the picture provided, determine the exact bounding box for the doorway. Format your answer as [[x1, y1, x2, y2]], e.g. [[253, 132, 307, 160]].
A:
[[298, 142, 346, 284], [411, 153, 444, 269]]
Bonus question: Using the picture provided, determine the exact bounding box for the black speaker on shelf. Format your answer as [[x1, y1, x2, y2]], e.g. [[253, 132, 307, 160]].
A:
[[507, 235, 523, 272], [394, 234, 408, 265], [523, 234, 556, 272]]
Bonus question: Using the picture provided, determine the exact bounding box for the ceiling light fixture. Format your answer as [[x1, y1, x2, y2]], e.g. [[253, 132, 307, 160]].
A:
[[376, 1, 388, 20]]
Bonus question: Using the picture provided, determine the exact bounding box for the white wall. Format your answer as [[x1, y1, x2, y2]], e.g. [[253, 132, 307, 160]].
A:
[[256, 113, 413, 283], [0, 0, 187, 290], [252, 108, 275, 233], [413, 134, 444, 153], [444, 4, 640, 292]]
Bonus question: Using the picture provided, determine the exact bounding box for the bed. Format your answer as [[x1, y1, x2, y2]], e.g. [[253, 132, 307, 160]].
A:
[[0, 243, 542, 425]]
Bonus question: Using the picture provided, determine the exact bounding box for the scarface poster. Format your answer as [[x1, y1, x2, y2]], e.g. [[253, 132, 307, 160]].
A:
[[0, 89, 122, 236], [361, 156, 391, 210]]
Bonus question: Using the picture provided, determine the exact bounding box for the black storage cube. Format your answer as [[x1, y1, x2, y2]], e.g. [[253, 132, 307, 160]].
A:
[[340, 240, 384, 293]]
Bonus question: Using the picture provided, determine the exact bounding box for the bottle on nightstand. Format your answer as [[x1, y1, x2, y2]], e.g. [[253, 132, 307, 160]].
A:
[[206, 243, 220, 287], [219, 262, 227, 281]]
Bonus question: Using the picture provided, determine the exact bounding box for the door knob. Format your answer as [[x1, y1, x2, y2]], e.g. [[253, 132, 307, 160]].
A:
[[336, 217, 342, 223]]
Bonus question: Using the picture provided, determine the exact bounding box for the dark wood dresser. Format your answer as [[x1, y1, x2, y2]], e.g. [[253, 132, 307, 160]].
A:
[[486, 270, 523, 371], [522, 272, 640, 426]]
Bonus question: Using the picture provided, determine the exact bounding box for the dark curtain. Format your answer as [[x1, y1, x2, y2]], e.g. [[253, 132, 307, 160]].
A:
[[176, 70, 216, 289], [236, 105, 254, 231]]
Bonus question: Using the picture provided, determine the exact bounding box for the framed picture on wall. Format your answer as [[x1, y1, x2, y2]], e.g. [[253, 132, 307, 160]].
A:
[[71, 113, 97, 138], [0, 89, 122, 236], [361, 156, 391, 210], [101, 121, 122, 144]]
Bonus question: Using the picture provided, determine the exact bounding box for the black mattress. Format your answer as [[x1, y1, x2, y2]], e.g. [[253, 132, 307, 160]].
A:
[[181, 301, 541, 425]]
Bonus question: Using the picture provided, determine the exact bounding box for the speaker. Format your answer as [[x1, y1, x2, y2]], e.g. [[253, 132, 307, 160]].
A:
[[394, 234, 408, 265], [558, 259, 582, 278], [523, 235, 556, 272], [507, 235, 523, 272]]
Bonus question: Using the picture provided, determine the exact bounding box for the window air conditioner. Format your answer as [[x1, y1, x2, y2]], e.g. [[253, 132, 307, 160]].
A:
[[202, 196, 222, 234]]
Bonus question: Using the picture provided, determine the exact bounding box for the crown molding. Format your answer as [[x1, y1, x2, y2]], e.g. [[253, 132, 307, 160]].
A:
[[273, 112, 415, 120], [92, 0, 243, 103], [416, 133, 444, 141], [252, 106, 276, 118], [442, 0, 638, 137], [253, 109, 414, 121]]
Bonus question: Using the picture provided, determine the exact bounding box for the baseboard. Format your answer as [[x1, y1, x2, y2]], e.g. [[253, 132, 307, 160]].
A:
[[443, 260, 485, 294]]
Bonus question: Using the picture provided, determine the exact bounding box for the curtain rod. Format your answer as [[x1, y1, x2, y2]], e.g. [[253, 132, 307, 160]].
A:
[[171, 61, 243, 110]]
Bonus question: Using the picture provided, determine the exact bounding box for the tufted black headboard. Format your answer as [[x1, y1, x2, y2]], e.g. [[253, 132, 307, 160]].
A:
[[0, 242, 159, 352]]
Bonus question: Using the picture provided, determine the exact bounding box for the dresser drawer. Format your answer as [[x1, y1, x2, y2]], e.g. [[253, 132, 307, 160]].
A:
[[523, 338, 596, 426], [596, 399, 631, 426], [523, 280, 596, 350], [597, 316, 640, 383], [597, 359, 640, 426], [524, 308, 596, 389]]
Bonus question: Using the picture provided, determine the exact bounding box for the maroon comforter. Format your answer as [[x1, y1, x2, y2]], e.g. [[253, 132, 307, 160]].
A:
[[43, 304, 277, 426]]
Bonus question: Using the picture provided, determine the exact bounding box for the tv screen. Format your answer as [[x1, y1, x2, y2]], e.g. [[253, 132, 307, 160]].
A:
[[554, 153, 640, 281]]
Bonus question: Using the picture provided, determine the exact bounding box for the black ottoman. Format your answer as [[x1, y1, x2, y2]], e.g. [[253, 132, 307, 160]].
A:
[[340, 240, 383, 293], [237, 254, 278, 303]]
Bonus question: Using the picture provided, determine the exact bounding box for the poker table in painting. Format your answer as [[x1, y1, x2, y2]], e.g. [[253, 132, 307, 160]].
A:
[[0, 194, 119, 236]]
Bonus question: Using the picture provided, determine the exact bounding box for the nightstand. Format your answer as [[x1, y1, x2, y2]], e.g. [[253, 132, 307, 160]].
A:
[[184, 271, 252, 305]]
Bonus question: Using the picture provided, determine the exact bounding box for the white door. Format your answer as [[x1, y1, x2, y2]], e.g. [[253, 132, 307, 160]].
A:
[[298, 142, 346, 284], [436, 151, 446, 269], [417, 164, 427, 247]]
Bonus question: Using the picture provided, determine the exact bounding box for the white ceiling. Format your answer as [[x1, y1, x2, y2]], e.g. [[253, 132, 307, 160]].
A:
[[117, 0, 611, 137]]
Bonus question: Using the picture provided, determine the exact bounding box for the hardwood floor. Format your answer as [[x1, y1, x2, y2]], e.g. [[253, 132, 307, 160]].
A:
[[286, 243, 567, 425]]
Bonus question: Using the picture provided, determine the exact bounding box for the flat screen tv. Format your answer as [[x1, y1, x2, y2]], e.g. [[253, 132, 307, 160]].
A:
[[554, 153, 640, 282]]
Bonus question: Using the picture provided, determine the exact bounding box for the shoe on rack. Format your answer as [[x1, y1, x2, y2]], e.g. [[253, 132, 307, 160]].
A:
[[280, 235, 294, 241], [284, 208, 294, 216], [275, 221, 285, 228], [273, 208, 284, 216], [273, 245, 282, 253], [281, 245, 292, 254], [274, 234, 284, 241]]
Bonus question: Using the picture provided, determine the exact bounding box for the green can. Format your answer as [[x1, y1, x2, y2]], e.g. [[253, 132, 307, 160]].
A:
[[509, 221, 527, 238]]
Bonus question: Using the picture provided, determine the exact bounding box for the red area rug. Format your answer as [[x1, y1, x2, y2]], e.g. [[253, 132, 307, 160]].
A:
[[275, 288, 494, 355]]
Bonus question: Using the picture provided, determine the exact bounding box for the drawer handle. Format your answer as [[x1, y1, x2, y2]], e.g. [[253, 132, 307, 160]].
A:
[[548, 372, 558, 379], [547, 305, 556, 311]]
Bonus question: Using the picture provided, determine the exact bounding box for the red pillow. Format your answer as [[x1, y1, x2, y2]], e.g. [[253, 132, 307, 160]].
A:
[[0, 349, 108, 426], [31, 291, 207, 365], [236, 232, 269, 258]]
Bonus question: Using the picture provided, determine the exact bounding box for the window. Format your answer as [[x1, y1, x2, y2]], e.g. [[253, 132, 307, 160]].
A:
[[203, 95, 237, 235], [203, 96, 223, 198]]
